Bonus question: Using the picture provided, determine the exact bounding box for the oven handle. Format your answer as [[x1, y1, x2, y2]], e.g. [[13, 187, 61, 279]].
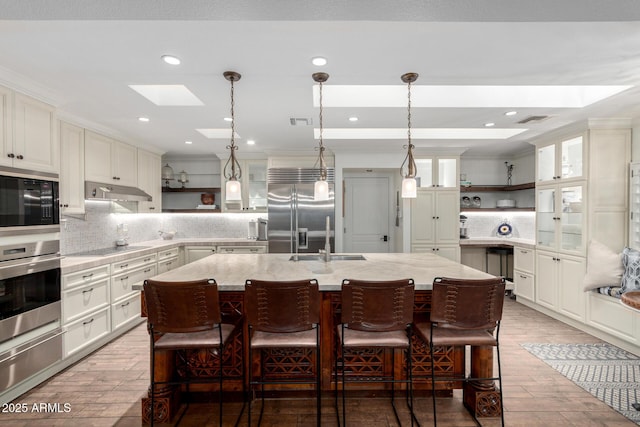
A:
[[0, 256, 63, 280], [0, 329, 64, 364]]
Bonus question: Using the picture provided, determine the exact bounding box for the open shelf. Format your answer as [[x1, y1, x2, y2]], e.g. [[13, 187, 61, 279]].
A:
[[162, 187, 221, 193], [460, 182, 535, 192], [461, 207, 535, 212]]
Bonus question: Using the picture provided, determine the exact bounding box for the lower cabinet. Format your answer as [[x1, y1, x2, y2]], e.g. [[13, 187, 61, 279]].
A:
[[157, 247, 181, 274], [185, 245, 217, 263], [112, 293, 142, 330], [535, 250, 586, 320], [64, 307, 111, 357], [217, 245, 267, 254], [111, 254, 156, 331], [513, 246, 535, 302], [411, 244, 460, 262]]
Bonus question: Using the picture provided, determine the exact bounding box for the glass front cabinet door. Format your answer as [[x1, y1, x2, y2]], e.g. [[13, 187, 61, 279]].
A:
[[415, 157, 458, 189], [536, 183, 585, 254], [536, 135, 584, 183]]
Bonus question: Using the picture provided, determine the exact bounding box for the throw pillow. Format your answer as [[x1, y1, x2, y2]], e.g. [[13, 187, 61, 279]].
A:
[[621, 247, 640, 293], [582, 240, 623, 291]]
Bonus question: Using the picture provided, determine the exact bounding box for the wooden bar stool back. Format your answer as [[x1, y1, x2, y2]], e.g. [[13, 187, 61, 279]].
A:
[[244, 278, 321, 427], [337, 278, 416, 427], [143, 278, 238, 426], [415, 276, 506, 427]]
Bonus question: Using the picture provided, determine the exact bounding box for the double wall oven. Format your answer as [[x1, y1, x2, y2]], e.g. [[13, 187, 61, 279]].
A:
[[0, 168, 63, 394]]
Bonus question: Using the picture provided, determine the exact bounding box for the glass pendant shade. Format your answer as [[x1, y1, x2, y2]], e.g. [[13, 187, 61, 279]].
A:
[[226, 179, 242, 201], [314, 180, 329, 201], [402, 177, 417, 198]]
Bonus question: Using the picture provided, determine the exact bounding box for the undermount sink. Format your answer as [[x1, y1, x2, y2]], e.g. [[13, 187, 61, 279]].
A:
[[289, 254, 366, 261]]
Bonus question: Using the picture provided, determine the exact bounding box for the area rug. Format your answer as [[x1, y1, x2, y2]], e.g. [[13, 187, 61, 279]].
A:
[[521, 343, 640, 424]]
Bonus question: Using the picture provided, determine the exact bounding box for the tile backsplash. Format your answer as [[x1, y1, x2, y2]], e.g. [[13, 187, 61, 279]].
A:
[[61, 201, 266, 255], [461, 211, 535, 240]]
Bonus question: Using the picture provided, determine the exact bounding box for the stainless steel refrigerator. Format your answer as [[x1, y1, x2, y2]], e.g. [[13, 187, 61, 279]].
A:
[[267, 168, 335, 254]]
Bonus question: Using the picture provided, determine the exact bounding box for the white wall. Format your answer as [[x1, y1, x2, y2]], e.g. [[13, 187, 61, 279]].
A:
[[460, 150, 535, 186]]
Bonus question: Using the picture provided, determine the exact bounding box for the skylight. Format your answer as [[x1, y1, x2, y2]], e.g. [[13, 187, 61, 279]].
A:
[[129, 85, 204, 106], [313, 85, 632, 108]]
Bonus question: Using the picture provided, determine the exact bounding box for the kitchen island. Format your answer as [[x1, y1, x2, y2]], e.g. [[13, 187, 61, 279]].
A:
[[141, 252, 500, 424]]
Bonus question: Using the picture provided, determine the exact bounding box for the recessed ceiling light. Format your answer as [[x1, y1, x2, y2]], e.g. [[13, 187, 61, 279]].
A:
[[247, 140, 256, 145], [484, 122, 495, 127], [161, 55, 181, 65], [312, 57, 327, 66], [348, 117, 358, 122], [223, 117, 233, 122], [185, 140, 192, 144], [505, 111, 518, 116], [138, 117, 150, 122]]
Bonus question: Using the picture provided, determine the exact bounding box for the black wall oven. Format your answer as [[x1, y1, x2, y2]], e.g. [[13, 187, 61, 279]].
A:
[[0, 173, 59, 229]]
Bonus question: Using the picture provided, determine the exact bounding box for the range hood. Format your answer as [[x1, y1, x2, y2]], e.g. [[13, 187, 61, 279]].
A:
[[85, 181, 152, 202]]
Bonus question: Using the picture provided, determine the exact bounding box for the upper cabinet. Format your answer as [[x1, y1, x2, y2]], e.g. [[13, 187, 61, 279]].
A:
[[0, 87, 58, 174], [536, 134, 584, 184], [59, 122, 85, 215], [415, 156, 459, 189], [137, 149, 162, 213], [85, 131, 137, 187], [220, 159, 267, 212]]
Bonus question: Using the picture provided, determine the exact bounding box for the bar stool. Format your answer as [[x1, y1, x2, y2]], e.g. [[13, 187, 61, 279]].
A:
[[244, 278, 321, 426], [336, 278, 415, 427], [143, 278, 240, 426], [415, 276, 506, 427]]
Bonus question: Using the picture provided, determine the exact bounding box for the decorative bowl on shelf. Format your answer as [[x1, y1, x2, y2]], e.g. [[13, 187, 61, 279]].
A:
[[200, 193, 215, 205]]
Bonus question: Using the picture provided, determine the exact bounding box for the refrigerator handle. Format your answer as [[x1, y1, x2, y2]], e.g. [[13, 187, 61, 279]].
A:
[[291, 185, 297, 254]]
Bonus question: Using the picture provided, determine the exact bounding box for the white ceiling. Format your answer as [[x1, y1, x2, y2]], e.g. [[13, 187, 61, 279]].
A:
[[1, 0, 640, 159]]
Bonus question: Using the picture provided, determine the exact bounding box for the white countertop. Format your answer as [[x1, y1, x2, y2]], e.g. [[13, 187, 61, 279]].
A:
[[459, 237, 536, 249], [150, 252, 495, 291], [61, 238, 268, 273]]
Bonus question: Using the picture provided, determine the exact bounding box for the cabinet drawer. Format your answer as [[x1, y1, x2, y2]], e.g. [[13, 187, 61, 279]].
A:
[[157, 247, 179, 261], [217, 246, 266, 254], [112, 264, 157, 302], [587, 293, 637, 342], [112, 293, 141, 330], [157, 256, 180, 274], [64, 307, 110, 357], [514, 270, 534, 302], [62, 279, 109, 324], [63, 264, 110, 290], [112, 253, 157, 273], [514, 247, 535, 274]]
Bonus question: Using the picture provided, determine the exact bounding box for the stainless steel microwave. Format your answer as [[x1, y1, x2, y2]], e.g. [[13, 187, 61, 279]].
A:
[[0, 174, 59, 228]]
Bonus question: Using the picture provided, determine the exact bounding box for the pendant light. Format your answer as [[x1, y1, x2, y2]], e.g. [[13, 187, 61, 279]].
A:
[[400, 72, 419, 198], [312, 72, 329, 201], [223, 71, 242, 201]]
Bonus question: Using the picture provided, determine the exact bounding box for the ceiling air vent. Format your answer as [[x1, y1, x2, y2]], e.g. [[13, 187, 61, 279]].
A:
[[290, 117, 313, 126], [517, 115, 550, 124]]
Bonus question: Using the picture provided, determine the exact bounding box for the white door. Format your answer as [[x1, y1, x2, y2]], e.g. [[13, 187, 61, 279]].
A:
[[344, 175, 392, 253]]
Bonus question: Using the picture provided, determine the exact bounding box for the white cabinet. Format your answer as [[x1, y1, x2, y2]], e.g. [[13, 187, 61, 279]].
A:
[[185, 245, 217, 263], [85, 131, 137, 186], [157, 247, 181, 274], [59, 122, 85, 215], [513, 246, 535, 302], [535, 250, 586, 320], [411, 189, 460, 261], [110, 254, 156, 330], [137, 149, 162, 213], [0, 89, 58, 173], [217, 246, 267, 254], [415, 156, 459, 189], [62, 264, 111, 357], [536, 183, 586, 256], [221, 159, 267, 212], [630, 162, 640, 250], [536, 134, 584, 183]]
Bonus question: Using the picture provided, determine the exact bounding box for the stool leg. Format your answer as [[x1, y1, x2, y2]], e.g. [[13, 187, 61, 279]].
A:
[[149, 332, 155, 427], [316, 328, 321, 427], [430, 331, 437, 427]]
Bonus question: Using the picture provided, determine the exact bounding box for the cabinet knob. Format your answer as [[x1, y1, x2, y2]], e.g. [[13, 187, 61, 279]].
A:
[[7, 153, 14, 158], [16, 155, 23, 160], [113, 176, 117, 180]]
